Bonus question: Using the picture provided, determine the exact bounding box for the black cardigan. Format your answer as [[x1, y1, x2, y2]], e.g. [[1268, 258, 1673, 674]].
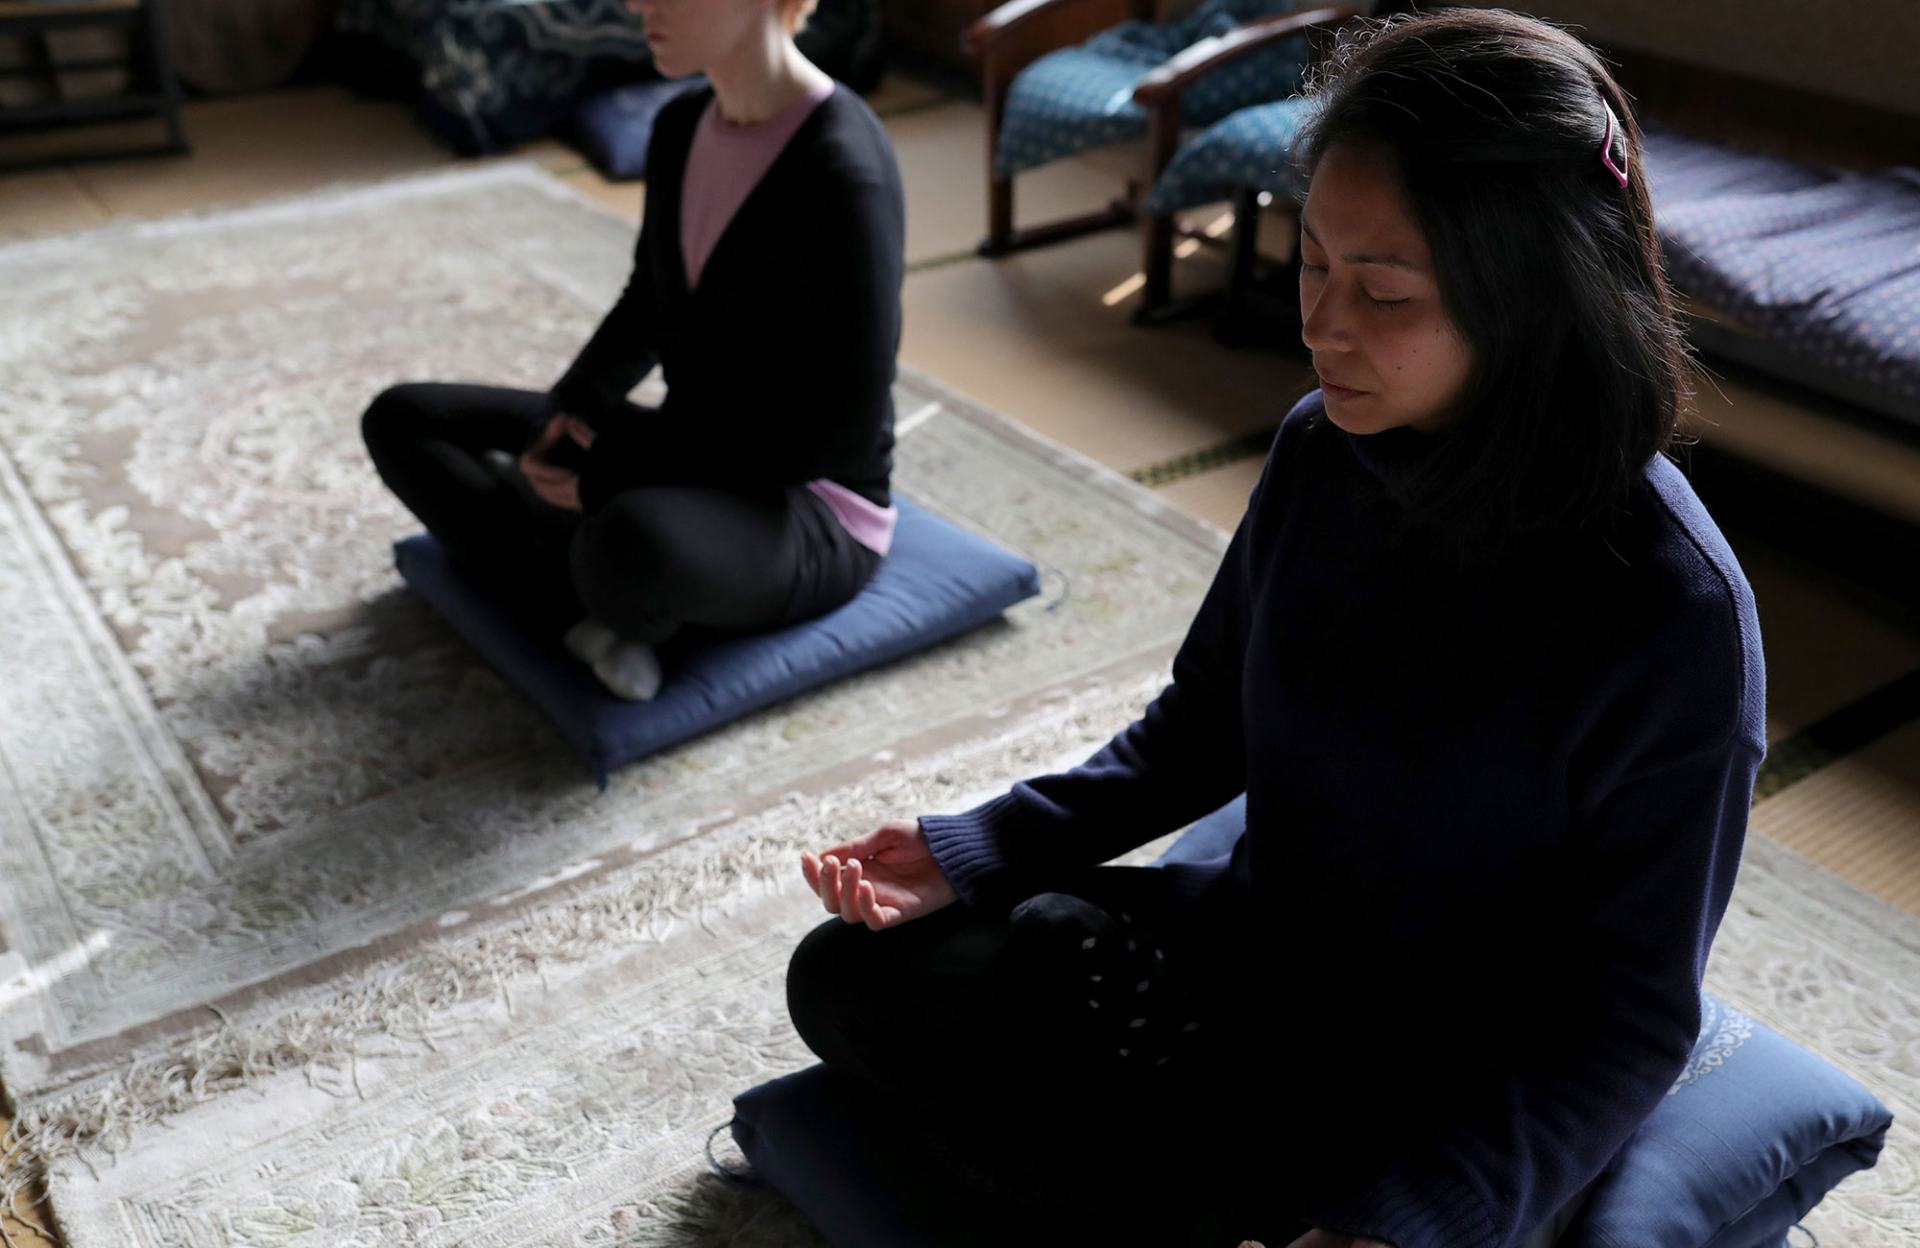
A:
[[549, 86, 906, 514]]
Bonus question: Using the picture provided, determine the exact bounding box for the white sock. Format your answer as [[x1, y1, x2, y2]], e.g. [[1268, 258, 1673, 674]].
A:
[[592, 640, 663, 702], [563, 618, 620, 666]]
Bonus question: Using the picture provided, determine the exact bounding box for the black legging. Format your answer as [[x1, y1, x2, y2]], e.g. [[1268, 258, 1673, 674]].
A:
[[361, 383, 882, 643], [785, 870, 1332, 1247]]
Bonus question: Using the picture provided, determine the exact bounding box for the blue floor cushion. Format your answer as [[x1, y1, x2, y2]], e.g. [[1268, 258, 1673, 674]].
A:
[[571, 74, 708, 181], [1559, 992, 1893, 1248], [732, 798, 1893, 1246], [395, 496, 1041, 785]]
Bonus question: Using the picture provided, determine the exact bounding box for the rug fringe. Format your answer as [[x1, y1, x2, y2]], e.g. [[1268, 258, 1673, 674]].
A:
[[0, 671, 1168, 1203]]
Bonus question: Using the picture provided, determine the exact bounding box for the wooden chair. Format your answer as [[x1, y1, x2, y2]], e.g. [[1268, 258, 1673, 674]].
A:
[[967, 0, 1152, 257], [967, 0, 1358, 322], [1130, 4, 1355, 318]]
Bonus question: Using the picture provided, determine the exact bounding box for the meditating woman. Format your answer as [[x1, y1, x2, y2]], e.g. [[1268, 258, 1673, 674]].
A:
[[789, 11, 1765, 1248], [361, 0, 904, 700]]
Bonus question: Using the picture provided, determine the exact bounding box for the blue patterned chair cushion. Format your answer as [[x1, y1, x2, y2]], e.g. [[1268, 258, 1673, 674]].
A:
[[394, 497, 1041, 786], [995, 0, 1310, 178], [1145, 95, 1316, 212], [1649, 138, 1920, 430], [730, 796, 1893, 1247]]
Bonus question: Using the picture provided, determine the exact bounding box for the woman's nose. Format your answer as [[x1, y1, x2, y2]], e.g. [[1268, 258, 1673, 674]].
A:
[[1299, 285, 1345, 354]]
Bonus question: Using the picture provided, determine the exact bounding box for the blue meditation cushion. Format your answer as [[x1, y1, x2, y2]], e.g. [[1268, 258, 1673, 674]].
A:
[[1559, 991, 1892, 1247], [733, 798, 1893, 1246], [732, 1066, 1020, 1248], [395, 496, 1041, 786], [571, 74, 708, 181]]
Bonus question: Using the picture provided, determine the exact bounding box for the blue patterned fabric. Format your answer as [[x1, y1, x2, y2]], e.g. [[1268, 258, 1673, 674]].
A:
[[1144, 94, 1315, 212], [337, 0, 878, 155], [394, 498, 1041, 786], [1640, 124, 1833, 210], [994, 0, 1310, 178], [336, 0, 651, 154], [1642, 127, 1920, 429], [732, 795, 1892, 1247]]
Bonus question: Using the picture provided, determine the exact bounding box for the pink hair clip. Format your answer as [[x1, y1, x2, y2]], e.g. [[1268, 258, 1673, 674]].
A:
[[1600, 99, 1629, 188]]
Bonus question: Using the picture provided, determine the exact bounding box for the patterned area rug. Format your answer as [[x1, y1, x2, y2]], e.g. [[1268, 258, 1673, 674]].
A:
[[0, 162, 1223, 1219], [0, 164, 1913, 1246]]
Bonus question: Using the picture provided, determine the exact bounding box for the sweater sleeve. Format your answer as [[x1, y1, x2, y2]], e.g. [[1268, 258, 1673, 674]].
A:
[[549, 222, 662, 423], [917, 420, 1309, 907], [1301, 621, 1767, 1248]]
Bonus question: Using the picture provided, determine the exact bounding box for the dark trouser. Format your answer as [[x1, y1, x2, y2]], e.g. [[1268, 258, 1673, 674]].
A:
[[360, 382, 881, 643], [785, 869, 1324, 1247]]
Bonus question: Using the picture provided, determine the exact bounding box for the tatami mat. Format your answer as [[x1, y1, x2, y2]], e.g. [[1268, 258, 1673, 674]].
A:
[[1153, 454, 1266, 535], [1726, 533, 1920, 743], [1752, 720, 1920, 915], [863, 70, 950, 118], [0, 167, 110, 240], [884, 99, 1132, 265], [57, 86, 445, 220], [903, 232, 1315, 474]]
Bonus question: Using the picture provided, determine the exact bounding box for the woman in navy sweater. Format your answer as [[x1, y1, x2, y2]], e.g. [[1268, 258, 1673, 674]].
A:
[[361, 0, 904, 700], [789, 11, 1765, 1248]]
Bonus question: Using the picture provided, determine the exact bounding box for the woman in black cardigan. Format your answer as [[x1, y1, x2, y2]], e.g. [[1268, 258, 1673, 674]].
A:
[[362, 0, 906, 700]]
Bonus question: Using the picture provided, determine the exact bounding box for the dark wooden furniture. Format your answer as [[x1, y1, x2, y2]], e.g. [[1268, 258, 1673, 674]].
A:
[[966, 0, 1356, 321], [0, 0, 188, 174], [1129, 5, 1353, 315], [967, 0, 1147, 257]]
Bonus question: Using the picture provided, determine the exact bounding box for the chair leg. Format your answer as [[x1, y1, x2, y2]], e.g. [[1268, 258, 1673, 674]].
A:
[[1212, 192, 1305, 348], [1135, 97, 1182, 314], [982, 175, 1015, 256], [28, 26, 61, 104], [1216, 189, 1262, 340], [979, 49, 1015, 256], [976, 48, 1149, 260], [1140, 210, 1175, 311], [140, 0, 189, 154]]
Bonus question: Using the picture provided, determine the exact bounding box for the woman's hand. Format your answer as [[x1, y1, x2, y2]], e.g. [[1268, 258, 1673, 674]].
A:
[[801, 819, 958, 931], [518, 413, 596, 512]]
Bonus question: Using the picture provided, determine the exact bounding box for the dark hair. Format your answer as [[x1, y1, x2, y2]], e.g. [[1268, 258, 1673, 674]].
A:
[[1293, 8, 1692, 558]]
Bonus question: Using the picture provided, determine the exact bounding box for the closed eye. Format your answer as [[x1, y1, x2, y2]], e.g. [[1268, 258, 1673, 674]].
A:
[[1301, 261, 1408, 309]]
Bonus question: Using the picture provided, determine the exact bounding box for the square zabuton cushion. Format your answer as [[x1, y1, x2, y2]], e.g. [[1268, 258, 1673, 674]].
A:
[[395, 496, 1041, 785]]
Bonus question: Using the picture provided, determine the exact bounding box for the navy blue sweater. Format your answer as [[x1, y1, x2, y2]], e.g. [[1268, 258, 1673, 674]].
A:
[[920, 391, 1766, 1248]]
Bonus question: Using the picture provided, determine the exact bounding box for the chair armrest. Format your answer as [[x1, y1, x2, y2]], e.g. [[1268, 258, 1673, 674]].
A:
[[1131, 4, 1360, 108], [966, 0, 1150, 54]]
